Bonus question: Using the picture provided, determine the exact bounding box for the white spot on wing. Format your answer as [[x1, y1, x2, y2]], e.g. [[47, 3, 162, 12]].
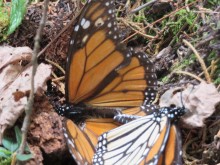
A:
[[70, 40, 74, 45], [74, 25, 79, 32], [83, 20, 90, 29], [95, 18, 104, 27], [107, 22, 112, 28], [82, 35, 89, 43], [81, 18, 86, 26]]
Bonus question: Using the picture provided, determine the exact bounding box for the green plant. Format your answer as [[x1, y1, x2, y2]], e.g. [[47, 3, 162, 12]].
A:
[[0, 126, 33, 165], [0, 0, 10, 37], [162, 9, 198, 42], [0, 0, 27, 41], [168, 9, 197, 33]]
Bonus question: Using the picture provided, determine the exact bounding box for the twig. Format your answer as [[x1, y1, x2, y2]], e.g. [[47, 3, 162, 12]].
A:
[[174, 70, 205, 82], [130, 0, 156, 13], [119, 18, 155, 39], [18, 0, 49, 156], [198, 59, 219, 77], [52, 76, 65, 82], [183, 39, 211, 83], [45, 58, 65, 74], [196, 31, 220, 48]]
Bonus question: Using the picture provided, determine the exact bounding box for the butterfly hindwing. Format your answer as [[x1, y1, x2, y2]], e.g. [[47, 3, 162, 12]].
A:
[[93, 106, 186, 165], [93, 114, 170, 165], [63, 119, 95, 165], [64, 118, 121, 165], [158, 125, 183, 165], [81, 118, 120, 146], [87, 52, 157, 107]]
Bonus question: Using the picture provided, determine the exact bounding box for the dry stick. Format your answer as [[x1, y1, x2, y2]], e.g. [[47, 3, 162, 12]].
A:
[[52, 76, 65, 82], [198, 59, 219, 77], [18, 0, 49, 155], [130, 0, 157, 13], [183, 39, 212, 83], [174, 70, 204, 82], [210, 60, 217, 78], [45, 58, 65, 74], [119, 18, 155, 39], [123, 0, 199, 43]]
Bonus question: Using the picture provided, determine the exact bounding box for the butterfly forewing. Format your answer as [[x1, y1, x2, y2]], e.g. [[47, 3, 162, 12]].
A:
[[66, 0, 132, 104], [66, 0, 157, 107]]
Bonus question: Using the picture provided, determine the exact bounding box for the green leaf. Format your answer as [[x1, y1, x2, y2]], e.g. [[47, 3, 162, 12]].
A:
[[0, 147, 11, 158], [14, 126, 30, 152], [2, 137, 18, 152], [16, 153, 33, 161], [7, 0, 27, 35], [14, 126, 22, 145], [0, 156, 12, 165], [24, 144, 31, 153]]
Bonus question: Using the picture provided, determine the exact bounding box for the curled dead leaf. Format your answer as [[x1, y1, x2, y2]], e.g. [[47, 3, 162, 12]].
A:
[[160, 82, 220, 127], [0, 46, 52, 142]]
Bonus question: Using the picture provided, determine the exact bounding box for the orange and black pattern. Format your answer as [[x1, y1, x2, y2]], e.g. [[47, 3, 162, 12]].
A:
[[93, 105, 185, 165], [64, 0, 157, 108], [52, 0, 190, 164]]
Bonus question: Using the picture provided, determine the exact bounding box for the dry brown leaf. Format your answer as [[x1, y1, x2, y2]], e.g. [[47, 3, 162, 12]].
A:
[[0, 64, 22, 90], [0, 46, 32, 70], [159, 82, 220, 127], [0, 64, 52, 138], [0, 46, 52, 141]]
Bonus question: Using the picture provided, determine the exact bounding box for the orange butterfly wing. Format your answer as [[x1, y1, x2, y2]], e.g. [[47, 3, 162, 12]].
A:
[[63, 0, 158, 163], [66, 0, 131, 104], [81, 118, 120, 146], [157, 125, 183, 165], [65, 0, 157, 107], [93, 106, 185, 165], [87, 52, 157, 107], [64, 119, 95, 165], [63, 118, 120, 165]]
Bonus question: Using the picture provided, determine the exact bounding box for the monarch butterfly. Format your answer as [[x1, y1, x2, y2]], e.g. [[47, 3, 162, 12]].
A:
[[60, 106, 162, 165], [60, 104, 160, 164], [54, 0, 157, 163], [93, 105, 186, 165]]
